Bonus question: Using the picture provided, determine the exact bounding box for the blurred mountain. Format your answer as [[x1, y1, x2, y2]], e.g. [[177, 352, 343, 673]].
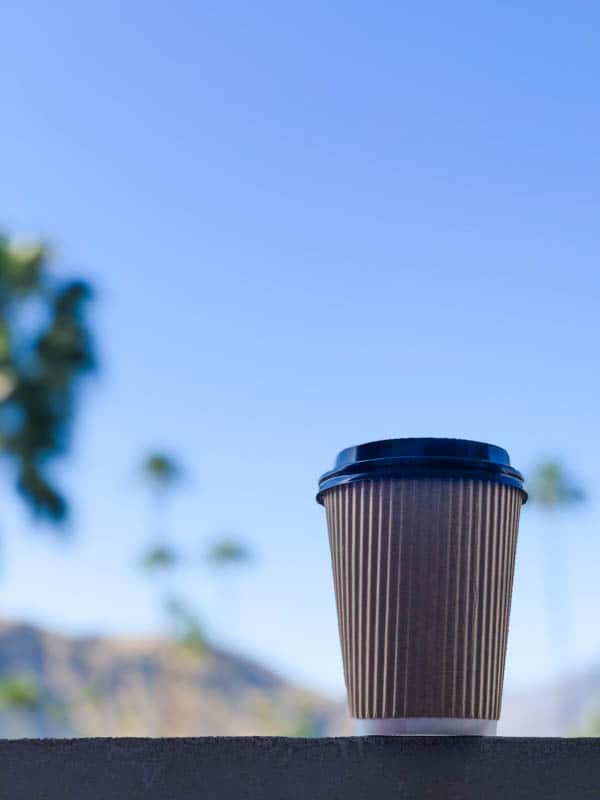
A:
[[500, 668, 600, 737], [2, 620, 599, 738], [0, 621, 348, 737]]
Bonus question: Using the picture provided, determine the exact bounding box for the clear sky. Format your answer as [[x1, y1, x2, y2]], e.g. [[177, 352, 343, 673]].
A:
[[0, 1, 599, 697]]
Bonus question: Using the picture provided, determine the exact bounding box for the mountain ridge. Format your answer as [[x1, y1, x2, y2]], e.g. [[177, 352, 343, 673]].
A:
[[1, 619, 598, 738], [0, 620, 348, 737]]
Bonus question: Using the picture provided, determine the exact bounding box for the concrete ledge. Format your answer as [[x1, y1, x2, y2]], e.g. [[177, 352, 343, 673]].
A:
[[1, 737, 599, 799]]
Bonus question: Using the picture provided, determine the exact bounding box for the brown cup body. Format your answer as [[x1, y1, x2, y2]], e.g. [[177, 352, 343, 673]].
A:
[[323, 477, 522, 720]]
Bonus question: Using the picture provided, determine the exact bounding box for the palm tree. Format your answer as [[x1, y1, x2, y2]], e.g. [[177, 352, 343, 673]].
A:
[[528, 461, 585, 510], [139, 451, 189, 670], [206, 535, 253, 639], [207, 536, 253, 568], [139, 543, 178, 572], [163, 595, 207, 654], [141, 453, 183, 495], [528, 459, 585, 730], [139, 452, 183, 573]]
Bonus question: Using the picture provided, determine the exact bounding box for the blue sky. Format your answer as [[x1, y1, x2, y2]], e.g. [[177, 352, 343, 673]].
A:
[[0, 1, 599, 696]]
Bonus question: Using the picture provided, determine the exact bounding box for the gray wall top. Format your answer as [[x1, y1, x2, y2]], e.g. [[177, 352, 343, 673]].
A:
[[1, 736, 599, 800]]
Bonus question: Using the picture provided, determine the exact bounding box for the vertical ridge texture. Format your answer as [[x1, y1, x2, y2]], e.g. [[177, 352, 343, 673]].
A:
[[324, 478, 522, 720]]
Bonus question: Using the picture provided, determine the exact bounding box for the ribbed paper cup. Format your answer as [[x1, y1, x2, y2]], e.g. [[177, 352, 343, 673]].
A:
[[317, 439, 526, 735]]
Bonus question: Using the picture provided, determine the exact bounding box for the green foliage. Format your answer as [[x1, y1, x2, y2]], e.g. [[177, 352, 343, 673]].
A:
[[583, 708, 600, 737], [138, 451, 183, 569], [139, 543, 179, 572], [0, 674, 41, 711], [207, 536, 253, 567], [528, 460, 585, 510], [164, 595, 208, 654], [141, 453, 183, 493], [0, 236, 95, 521], [280, 704, 321, 737], [138, 450, 256, 653]]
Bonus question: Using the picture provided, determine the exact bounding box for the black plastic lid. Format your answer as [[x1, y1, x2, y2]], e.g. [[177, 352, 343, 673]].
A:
[[316, 438, 527, 504]]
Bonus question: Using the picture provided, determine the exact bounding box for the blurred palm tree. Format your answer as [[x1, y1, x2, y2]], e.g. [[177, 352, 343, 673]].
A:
[[139, 452, 183, 573], [138, 455, 256, 655], [163, 595, 207, 654], [207, 536, 253, 568], [528, 459, 585, 728], [528, 461, 585, 510], [140, 543, 178, 572], [206, 534, 253, 639], [138, 451, 205, 656], [141, 453, 183, 498], [0, 235, 95, 522]]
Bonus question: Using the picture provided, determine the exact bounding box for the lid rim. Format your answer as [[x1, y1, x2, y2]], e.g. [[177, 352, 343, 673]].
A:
[[316, 438, 527, 505], [316, 469, 528, 505]]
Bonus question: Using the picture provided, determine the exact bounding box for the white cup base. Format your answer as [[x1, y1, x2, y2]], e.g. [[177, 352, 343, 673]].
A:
[[353, 717, 498, 736]]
